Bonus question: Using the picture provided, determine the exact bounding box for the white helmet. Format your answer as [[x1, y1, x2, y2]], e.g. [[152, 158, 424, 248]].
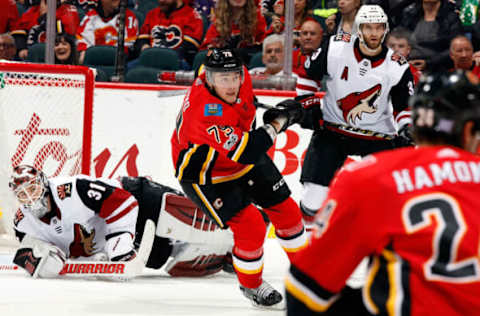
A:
[[9, 165, 51, 218], [354, 5, 389, 51]]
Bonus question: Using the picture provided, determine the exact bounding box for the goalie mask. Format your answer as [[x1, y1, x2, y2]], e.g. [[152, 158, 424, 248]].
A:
[[354, 5, 389, 53], [409, 70, 480, 147], [9, 165, 51, 218]]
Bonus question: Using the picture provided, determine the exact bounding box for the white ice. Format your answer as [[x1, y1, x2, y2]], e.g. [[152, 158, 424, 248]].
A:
[[0, 239, 290, 316]]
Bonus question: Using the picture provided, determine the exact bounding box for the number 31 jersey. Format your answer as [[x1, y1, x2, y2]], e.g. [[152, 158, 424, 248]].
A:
[[14, 175, 138, 259]]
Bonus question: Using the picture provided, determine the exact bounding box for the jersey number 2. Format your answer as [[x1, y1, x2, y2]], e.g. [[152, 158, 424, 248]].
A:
[[403, 193, 479, 283]]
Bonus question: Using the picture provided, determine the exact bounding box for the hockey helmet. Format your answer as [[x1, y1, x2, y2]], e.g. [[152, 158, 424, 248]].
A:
[[204, 48, 244, 86], [9, 165, 51, 218], [409, 70, 480, 147], [354, 5, 389, 48]]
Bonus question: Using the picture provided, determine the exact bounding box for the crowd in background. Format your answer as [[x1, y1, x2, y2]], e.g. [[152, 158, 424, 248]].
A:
[[1, 0, 480, 86]]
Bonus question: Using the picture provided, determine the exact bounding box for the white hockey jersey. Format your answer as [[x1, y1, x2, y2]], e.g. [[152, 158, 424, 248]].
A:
[[13, 175, 138, 259], [305, 34, 414, 137]]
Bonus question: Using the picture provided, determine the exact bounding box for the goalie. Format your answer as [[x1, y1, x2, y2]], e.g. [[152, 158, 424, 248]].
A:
[[8, 164, 233, 279]]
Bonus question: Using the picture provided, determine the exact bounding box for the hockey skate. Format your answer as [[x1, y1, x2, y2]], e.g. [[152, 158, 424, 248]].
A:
[[239, 280, 285, 310]]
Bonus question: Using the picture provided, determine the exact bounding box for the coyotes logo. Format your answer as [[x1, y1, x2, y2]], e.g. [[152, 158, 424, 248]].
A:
[[336, 84, 381, 124], [69, 224, 96, 258]]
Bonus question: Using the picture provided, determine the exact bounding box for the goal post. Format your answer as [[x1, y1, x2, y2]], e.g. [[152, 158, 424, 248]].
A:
[[0, 62, 95, 246]]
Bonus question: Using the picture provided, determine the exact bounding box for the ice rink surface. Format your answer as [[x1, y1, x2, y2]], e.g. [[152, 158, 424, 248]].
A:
[[0, 239, 290, 316]]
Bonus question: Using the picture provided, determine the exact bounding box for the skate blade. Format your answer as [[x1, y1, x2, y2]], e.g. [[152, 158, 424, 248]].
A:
[[250, 299, 286, 310]]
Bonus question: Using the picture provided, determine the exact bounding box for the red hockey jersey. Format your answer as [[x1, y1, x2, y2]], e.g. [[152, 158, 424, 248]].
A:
[[171, 68, 260, 184], [76, 8, 138, 51], [137, 5, 203, 49], [286, 145, 480, 316], [0, 0, 18, 33], [200, 10, 266, 49]]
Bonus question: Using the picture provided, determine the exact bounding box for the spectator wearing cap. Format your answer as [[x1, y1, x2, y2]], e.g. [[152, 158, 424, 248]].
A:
[[0, 33, 17, 60], [249, 33, 284, 76], [449, 35, 480, 77]]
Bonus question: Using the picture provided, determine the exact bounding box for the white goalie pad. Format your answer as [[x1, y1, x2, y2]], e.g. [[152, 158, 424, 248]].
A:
[[156, 193, 234, 246]]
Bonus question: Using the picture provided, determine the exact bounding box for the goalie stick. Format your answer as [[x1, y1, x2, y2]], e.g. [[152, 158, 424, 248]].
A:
[[60, 219, 155, 278], [0, 220, 156, 278]]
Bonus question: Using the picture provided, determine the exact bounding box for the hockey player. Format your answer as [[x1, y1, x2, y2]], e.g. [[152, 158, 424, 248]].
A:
[[171, 48, 308, 309], [299, 5, 416, 226], [286, 70, 480, 315], [9, 165, 233, 279]]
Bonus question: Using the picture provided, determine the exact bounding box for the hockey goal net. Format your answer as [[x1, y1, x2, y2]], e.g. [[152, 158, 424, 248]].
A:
[[0, 62, 94, 251]]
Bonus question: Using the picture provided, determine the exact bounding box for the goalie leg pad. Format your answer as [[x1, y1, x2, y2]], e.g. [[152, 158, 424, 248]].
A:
[[156, 193, 234, 245], [165, 242, 232, 277], [13, 235, 66, 278]]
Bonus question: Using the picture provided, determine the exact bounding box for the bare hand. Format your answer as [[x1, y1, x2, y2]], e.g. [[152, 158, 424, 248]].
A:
[[326, 14, 336, 34], [141, 44, 150, 51], [271, 16, 283, 33], [19, 49, 28, 60], [473, 51, 480, 66], [409, 59, 426, 71]]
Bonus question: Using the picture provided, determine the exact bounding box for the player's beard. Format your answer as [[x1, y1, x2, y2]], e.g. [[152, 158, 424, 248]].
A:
[[364, 37, 382, 51]]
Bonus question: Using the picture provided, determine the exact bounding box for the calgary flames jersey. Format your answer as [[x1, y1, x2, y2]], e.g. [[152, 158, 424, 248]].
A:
[[137, 5, 204, 49], [14, 175, 138, 259], [76, 8, 138, 51], [305, 34, 414, 136], [171, 68, 270, 184], [286, 146, 480, 316]]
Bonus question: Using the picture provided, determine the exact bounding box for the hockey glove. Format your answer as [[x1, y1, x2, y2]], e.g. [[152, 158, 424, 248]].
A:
[[394, 124, 415, 148], [13, 235, 66, 278], [294, 94, 324, 130], [263, 99, 304, 133]]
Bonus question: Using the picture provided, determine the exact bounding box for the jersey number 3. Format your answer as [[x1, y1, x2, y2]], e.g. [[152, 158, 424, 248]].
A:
[[403, 192, 479, 283]]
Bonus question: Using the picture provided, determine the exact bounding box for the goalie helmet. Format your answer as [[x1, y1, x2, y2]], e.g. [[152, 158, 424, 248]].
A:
[[9, 165, 51, 218], [409, 70, 480, 147], [354, 5, 389, 49], [204, 48, 244, 85]]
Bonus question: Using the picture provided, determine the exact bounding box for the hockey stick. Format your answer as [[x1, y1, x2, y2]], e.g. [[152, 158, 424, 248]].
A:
[[59, 219, 155, 278]]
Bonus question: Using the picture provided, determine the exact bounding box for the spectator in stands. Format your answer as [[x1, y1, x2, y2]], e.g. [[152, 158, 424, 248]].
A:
[[400, 0, 463, 71], [386, 26, 421, 83], [265, 0, 311, 47], [0, 0, 19, 34], [76, 0, 139, 64], [249, 34, 284, 75], [54, 32, 78, 65], [449, 35, 480, 76], [200, 0, 267, 64], [323, 0, 361, 35], [11, 0, 79, 60], [135, 0, 204, 69], [191, 0, 216, 25], [293, 17, 323, 95], [0, 33, 17, 61]]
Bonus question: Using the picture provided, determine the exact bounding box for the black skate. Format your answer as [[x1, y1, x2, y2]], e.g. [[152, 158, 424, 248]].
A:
[[239, 281, 285, 310]]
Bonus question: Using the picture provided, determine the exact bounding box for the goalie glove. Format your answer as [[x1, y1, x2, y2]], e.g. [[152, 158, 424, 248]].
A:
[[13, 235, 66, 278], [263, 99, 304, 133]]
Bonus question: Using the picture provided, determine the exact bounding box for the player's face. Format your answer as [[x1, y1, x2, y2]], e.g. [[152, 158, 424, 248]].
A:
[[211, 71, 242, 104], [387, 36, 410, 58], [360, 23, 386, 51], [54, 37, 72, 62], [300, 21, 323, 55], [262, 41, 284, 70], [14, 182, 44, 206], [450, 38, 474, 70]]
